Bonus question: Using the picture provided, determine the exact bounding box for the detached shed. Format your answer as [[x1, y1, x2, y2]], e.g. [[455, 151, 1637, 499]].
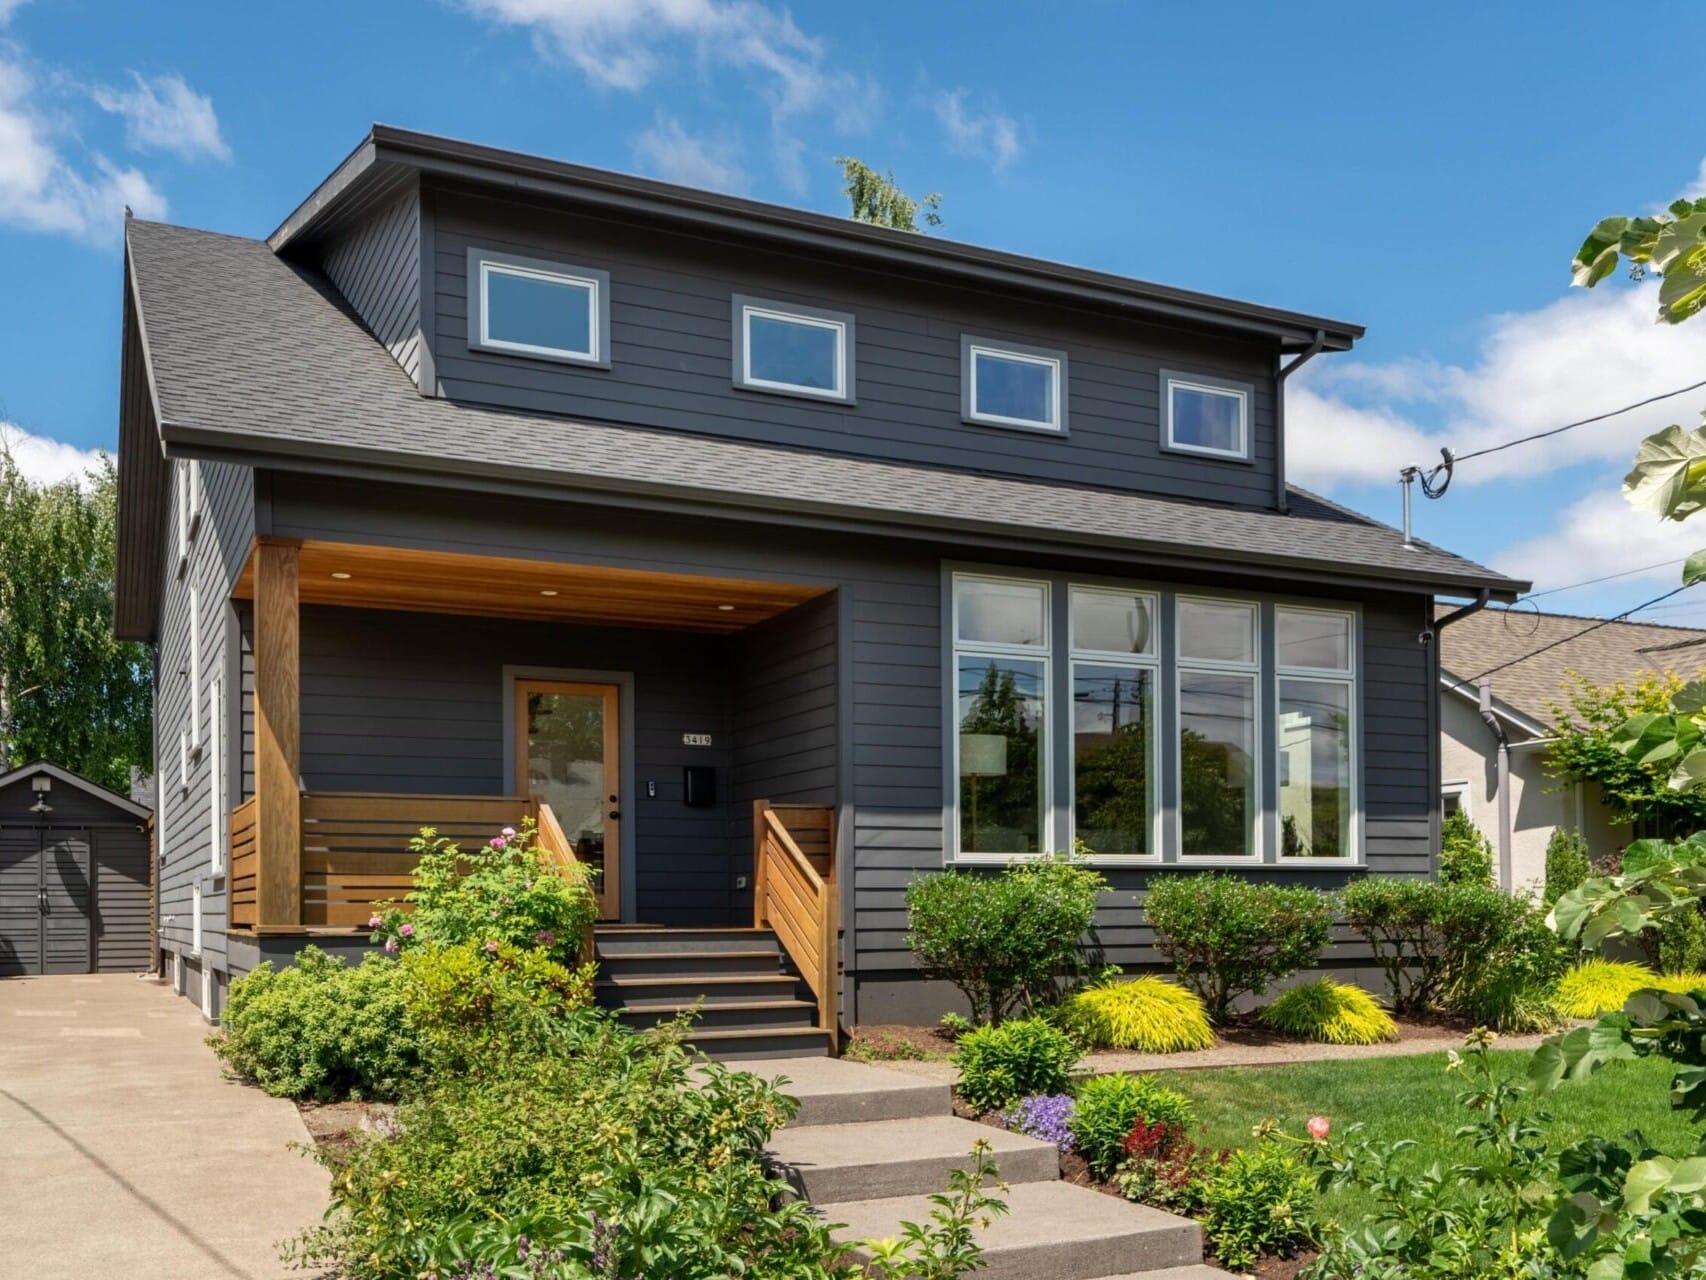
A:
[[0, 761, 152, 975]]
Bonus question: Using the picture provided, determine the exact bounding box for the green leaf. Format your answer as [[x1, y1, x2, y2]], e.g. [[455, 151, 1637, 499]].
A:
[[1624, 1156, 1677, 1216], [1624, 425, 1706, 521], [1674, 677, 1706, 711]]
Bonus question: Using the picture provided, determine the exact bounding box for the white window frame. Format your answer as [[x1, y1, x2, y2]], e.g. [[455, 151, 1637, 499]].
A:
[[1442, 779, 1472, 821], [963, 337, 1067, 434], [174, 461, 199, 574], [950, 572, 1052, 863], [1067, 586, 1161, 862], [188, 583, 201, 752], [1175, 595, 1262, 861], [1161, 370, 1252, 461], [733, 296, 854, 403], [1274, 605, 1359, 864], [178, 728, 190, 796], [208, 673, 224, 875], [467, 249, 610, 366]]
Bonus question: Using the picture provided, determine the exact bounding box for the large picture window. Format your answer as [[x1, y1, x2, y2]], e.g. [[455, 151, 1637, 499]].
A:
[[1277, 607, 1357, 861], [1177, 598, 1259, 859], [954, 576, 1048, 857], [1070, 588, 1158, 858]]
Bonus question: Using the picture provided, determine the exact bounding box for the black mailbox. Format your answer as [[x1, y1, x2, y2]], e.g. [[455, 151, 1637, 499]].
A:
[[683, 765, 717, 808]]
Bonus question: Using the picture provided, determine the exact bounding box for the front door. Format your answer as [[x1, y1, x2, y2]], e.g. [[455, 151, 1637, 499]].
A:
[[0, 826, 91, 975], [514, 681, 621, 921]]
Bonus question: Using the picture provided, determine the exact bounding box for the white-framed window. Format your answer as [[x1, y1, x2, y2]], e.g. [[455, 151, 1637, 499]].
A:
[[1276, 606, 1358, 862], [952, 574, 1050, 859], [174, 460, 200, 571], [1441, 780, 1471, 820], [1069, 586, 1160, 859], [208, 673, 224, 874], [467, 248, 610, 366], [1161, 370, 1252, 461], [191, 880, 203, 956], [963, 337, 1066, 433], [188, 583, 201, 751], [1176, 596, 1261, 859], [732, 296, 854, 402]]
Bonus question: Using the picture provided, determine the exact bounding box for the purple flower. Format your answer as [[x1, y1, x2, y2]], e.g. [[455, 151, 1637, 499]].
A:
[[501, 826, 517, 840], [382, 937, 399, 955], [485, 939, 500, 953], [366, 914, 383, 930], [1003, 1093, 1076, 1152], [489, 836, 507, 851], [533, 930, 556, 947], [398, 923, 415, 938]]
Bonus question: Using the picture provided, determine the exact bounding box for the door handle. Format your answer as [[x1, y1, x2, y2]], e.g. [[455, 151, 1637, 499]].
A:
[[608, 810, 621, 821], [38, 888, 47, 914]]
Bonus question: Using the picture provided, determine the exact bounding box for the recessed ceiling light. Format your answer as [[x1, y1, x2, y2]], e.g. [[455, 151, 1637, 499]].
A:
[[717, 604, 736, 611], [539, 589, 559, 597], [330, 572, 352, 580]]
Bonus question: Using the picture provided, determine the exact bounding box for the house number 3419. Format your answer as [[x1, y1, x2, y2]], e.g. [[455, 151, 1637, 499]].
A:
[[682, 733, 713, 747]]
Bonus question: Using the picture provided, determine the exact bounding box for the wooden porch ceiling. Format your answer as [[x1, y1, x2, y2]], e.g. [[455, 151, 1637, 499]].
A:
[[232, 539, 829, 632]]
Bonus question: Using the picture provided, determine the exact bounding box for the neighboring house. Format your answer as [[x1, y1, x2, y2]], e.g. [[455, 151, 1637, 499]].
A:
[[1439, 607, 1706, 894], [114, 126, 1522, 1045], [0, 760, 152, 976]]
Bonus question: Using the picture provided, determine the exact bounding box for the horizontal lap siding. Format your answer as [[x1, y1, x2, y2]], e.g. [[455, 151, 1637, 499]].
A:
[[94, 827, 151, 971], [427, 187, 1280, 509], [319, 184, 424, 386]]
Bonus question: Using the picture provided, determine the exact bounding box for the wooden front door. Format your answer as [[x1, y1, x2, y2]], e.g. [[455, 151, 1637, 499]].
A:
[[514, 680, 621, 921]]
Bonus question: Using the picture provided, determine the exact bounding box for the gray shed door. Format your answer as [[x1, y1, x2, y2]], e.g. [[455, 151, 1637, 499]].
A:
[[0, 826, 92, 975]]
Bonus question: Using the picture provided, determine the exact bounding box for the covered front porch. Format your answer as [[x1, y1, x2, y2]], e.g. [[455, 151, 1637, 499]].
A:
[[225, 535, 842, 951]]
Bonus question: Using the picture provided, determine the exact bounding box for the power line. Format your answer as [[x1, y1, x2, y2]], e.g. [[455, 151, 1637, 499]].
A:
[[1522, 557, 1685, 600], [1452, 377, 1706, 465], [1450, 583, 1696, 691]]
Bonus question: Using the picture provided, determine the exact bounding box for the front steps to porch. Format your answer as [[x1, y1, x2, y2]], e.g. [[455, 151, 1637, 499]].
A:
[[743, 1056, 1235, 1280], [593, 926, 832, 1060]]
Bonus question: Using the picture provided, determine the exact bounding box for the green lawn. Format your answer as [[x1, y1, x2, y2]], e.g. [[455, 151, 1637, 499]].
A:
[[1167, 1048, 1701, 1229]]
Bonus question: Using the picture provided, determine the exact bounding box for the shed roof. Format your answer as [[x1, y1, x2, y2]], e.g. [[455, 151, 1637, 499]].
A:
[[0, 760, 152, 819]]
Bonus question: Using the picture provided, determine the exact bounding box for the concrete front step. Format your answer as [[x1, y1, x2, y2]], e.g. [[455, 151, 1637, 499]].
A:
[[768, 1114, 1060, 1203], [593, 927, 781, 956], [1092, 1268, 1240, 1280], [741, 1055, 951, 1127], [824, 1180, 1204, 1280], [616, 998, 818, 1032], [598, 972, 803, 1006], [596, 948, 786, 978], [687, 1026, 832, 1060]]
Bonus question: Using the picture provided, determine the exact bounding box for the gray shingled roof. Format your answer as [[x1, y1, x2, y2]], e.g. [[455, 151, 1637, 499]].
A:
[[1440, 607, 1706, 736], [123, 218, 1522, 596]]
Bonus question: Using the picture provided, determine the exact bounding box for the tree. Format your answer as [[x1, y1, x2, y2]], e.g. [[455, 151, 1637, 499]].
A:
[[1547, 670, 1706, 835], [834, 157, 942, 232], [0, 443, 151, 792]]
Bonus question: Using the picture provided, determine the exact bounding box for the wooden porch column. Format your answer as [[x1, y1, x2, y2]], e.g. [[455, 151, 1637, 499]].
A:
[[254, 537, 302, 927]]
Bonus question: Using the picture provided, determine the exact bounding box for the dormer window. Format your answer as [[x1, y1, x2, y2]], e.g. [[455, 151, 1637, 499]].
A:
[[962, 337, 1066, 433], [732, 296, 853, 403], [1162, 370, 1252, 461], [467, 249, 610, 367]]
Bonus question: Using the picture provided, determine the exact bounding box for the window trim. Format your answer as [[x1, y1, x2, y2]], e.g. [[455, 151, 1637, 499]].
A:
[[1068, 586, 1162, 861], [961, 335, 1068, 434], [731, 295, 855, 404], [1175, 594, 1262, 861], [466, 247, 611, 368], [1161, 369, 1254, 462], [208, 673, 224, 875], [188, 583, 201, 753], [950, 572, 1052, 863], [1275, 604, 1360, 865]]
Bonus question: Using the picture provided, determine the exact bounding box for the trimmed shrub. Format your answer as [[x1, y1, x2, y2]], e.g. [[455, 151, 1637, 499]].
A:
[[907, 858, 1106, 1024], [1552, 959, 1660, 1018], [954, 1018, 1078, 1113], [1143, 874, 1334, 1020], [1438, 808, 1494, 887], [1543, 828, 1592, 907], [398, 939, 593, 1076], [212, 947, 417, 1101], [1657, 902, 1706, 974], [1066, 976, 1215, 1053], [1070, 1073, 1193, 1179], [1259, 979, 1397, 1045], [1201, 1146, 1317, 1269]]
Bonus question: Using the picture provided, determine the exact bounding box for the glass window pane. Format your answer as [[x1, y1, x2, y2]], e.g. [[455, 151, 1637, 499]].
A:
[[525, 691, 610, 885], [748, 312, 840, 391], [486, 267, 594, 355], [1279, 679, 1352, 860], [1277, 608, 1351, 670], [1072, 589, 1155, 655], [1177, 599, 1256, 664], [974, 350, 1056, 425], [1179, 671, 1256, 857], [958, 656, 1046, 855], [1171, 383, 1244, 454], [957, 578, 1047, 647], [1073, 663, 1154, 856]]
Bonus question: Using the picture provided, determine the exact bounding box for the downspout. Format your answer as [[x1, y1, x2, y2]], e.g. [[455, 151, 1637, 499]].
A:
[[1275, 329, 1327, 515], [1478, 677, 1514, 891], [1430, 590, 1490, 882]]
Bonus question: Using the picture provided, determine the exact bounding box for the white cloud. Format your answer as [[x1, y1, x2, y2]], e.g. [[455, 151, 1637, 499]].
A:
[[1288, 280, 1706, 490], [0, 54, 167, 243], [91, 71, 230, 162], [0, 421, 106, 487], [454, 0, 876, 189], [1490, 489, 1704, 598], [0, 0, 29, 25], [630, 111, 746, 192], [1681, 155, 1706, 203], [932, 89, 1020, 170]]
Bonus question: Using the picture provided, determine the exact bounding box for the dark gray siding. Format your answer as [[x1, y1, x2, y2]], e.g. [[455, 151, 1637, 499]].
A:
[[318, 183, 425, 387], [93, 826, 151, 971], [427, 186, 1281, 509]]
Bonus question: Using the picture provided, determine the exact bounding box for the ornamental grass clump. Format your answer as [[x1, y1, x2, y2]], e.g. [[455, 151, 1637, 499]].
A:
[[1260, 978, 1398, 1046], [1066, 976, 1215, 1052], [1552, 959, 1661, 1018]]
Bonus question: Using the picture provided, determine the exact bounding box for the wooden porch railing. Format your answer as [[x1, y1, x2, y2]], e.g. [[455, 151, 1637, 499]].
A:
[[228, 796, 260, 927], [533, 801, 597, 965], [752, 799, 839, 1048]]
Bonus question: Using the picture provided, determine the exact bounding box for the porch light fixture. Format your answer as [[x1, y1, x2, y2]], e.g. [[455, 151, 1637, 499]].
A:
[[539, 589, 559, 597], [717, 604, 736, 612], [330, 571, 352, 580]]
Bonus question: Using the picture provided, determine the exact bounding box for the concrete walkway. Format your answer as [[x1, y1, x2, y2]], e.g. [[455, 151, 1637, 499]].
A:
[[0, 974, 330, 1280]]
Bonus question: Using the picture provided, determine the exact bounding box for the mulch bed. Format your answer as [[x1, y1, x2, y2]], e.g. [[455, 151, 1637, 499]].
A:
[[296, 1099, 393, 1155]]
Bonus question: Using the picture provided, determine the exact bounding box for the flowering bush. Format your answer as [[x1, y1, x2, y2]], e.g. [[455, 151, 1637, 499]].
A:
[[1070, 1073, 1194, 1179], [398, 939, 593, 1076], [1113, 1118, 1221, 1214], [954, 1017, 1078, 1112], [1199, 1145, 1315, 1270], [1002, 1093, 1076, 1151], [368, 820, 595, 968]]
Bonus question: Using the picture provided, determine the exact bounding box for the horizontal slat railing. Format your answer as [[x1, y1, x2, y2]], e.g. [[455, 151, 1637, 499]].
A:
[[752, 799, 839, 1048], [228, 796, 259, 927], [534, 801, 596, 965]]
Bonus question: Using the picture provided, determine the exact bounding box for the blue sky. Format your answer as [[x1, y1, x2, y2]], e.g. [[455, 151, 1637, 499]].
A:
[[3, 1, 1706, 622]]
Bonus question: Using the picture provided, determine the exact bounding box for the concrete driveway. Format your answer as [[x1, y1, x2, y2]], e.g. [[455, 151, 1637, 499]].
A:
[[0, 974, 330, 1280]]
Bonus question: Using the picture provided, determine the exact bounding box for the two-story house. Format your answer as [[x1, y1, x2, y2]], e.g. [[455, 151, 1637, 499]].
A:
[[115, 126, 1524, 1054]]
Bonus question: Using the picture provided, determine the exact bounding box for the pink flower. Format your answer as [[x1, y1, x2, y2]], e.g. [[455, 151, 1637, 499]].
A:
[[399, 923, 415, 938], [383, 937, 399, 955], [1307, 1115, 1331, 1142], [489, 836, 507, 850], [367, 914, 382, 930], [485, 940, 500, 953], [501, 826, 517, 839]]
